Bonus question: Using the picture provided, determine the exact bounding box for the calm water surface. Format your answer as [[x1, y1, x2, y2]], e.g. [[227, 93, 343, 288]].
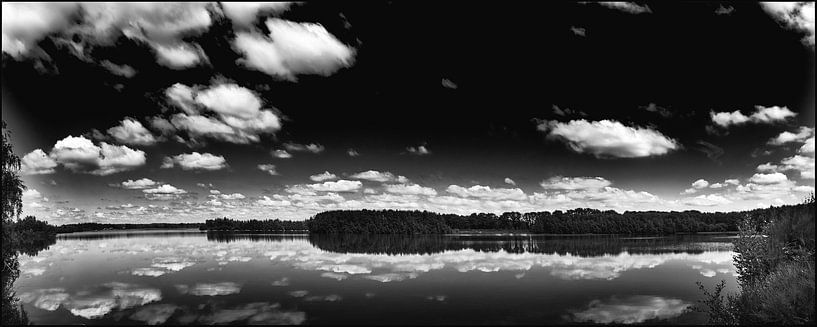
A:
[[14, 230, 739, 325]]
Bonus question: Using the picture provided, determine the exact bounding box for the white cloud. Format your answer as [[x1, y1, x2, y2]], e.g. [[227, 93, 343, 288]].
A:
[[107, 118, 157, 146], [233, 18, 355, 80], [349, 170, 404, 182], [195, 84, 262, 119], [779, 155, 815, 179], [284, 142, 324, 153], [406, 145, 431, 155], [20, 149, 58, 175], [725, 179, 740, 185], [153, 43, 206, 69], [219, 193, 246, 200], [122, 178, 157, 189], [709, 183, 725, 189], [540, 176, 611, 190], [749, 172, 789, 184], [538, 119, 678, 158], [306, 180, 362, 192], [257, 195, 291, 207], [711, 106, 798, 127], [257, 164, 278, 176], [768, 126, 814, 145], [710, 110, 750, 127], [221, 2, 292, 26], [597, 2, 652, 14], [504, 178, 516, 186], [271, 149, 293, 158], [48, 135, 146, 175], [800, 137, 815, 156], [384, 184, 438, 196], [683, 194, 732, 206], [161, 152, 227, 171], [692, 179, 710, 189], [310, 171, 337, 182], [761, 2, 815, 46], [1, 2, 79, 57], [446, 185, 527, 201], [757, 162, 780, 172], [160, 83, 282, 144], [143, 184, 187, 195]]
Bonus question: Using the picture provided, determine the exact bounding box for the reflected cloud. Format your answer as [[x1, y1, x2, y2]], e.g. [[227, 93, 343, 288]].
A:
[[132, 267, 166, 277], [570, 296, 690, 324], [177, 282, 242, 296], [304, 294, 342, 302], [21, 283, 162, 319], [271, 277, 291, 286], [196, 302, 306, 325], [426, 295, 447, 302], [289, 290, 309, 297], [129, 304, 178, 325], [320, 272, 349, 281]]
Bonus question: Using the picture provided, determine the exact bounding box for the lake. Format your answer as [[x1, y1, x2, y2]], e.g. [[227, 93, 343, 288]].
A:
[[13, 231, 739, 325]]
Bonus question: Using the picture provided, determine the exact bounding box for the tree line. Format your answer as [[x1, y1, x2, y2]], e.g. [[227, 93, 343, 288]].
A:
[[305, 207, 744, 234]]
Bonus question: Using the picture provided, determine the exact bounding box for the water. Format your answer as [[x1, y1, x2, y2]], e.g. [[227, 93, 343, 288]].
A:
[[13, 230, 739, 325]]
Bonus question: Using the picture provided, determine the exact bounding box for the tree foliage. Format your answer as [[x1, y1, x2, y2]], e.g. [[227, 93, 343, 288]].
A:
[[697, 195, 815, 325]]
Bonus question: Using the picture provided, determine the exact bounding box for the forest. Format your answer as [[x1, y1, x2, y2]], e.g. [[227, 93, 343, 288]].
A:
[[201, 217, 307, 232], [305, 207, 746, 234]]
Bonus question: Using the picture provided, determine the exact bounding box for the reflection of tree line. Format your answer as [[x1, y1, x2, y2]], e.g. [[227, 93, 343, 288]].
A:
[[3, 122, 58, 325], [204, 232, 733, 257], [58, 230, 206, 241]]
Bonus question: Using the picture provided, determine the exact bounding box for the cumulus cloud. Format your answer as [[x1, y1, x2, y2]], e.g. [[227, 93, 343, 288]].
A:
[[349, 170, 407, 183], [749, 172, 789, 184], [258, 164, 279, 176], [540, 176, 612, 190], [597, 2, 653, 14], [306, 180, 362, 192], [2, 2, 216, 69], [284, 142, 325, 154], [683, 194, 732, 206], [406, 145, 431, 155], [153, 43, 207, 69], [161, 83, 282, 144], [504, 178, 516, 186], [161, 152, 227, 170], [271, 149, 293, 158], [107, 118, 157, 146], [800, 137, 815, 156], [20, 149, 58, 175], [384, 183, 438, 196], [121, 178, 157, 189], [143, 184, 187, 201], [233, 18, 355, 80], [310, 171, 337, 182], [711, 106, 798, 127], [538, 119, 678, 158], [221, 2, 292, 26], [761, 2, 815, 46], [1, 2, 79, 57], [683, 179, 711, 194], [45, 135, 146, 175], [779, 155, 815, 179], [446, 185, 527, 201], [768, 126, 814, 145]]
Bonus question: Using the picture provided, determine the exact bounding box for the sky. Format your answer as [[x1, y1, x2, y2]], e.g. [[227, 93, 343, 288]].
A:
[[1, 2, 815, 224]]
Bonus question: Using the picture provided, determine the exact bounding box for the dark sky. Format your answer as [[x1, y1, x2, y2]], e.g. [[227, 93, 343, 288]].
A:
[[2, 2, 814, 223]]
